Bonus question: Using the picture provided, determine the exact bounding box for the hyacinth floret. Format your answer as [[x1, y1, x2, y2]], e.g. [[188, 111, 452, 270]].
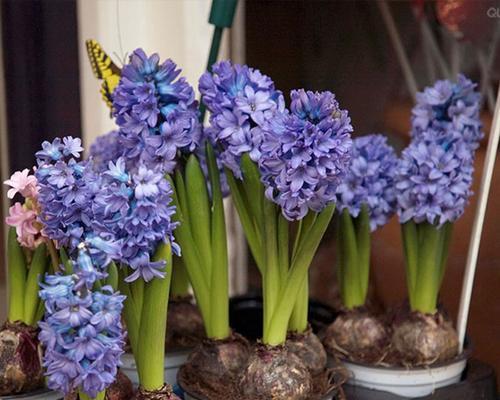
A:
[[4, 168, 46, 248], [88, 130, 123, 172], [336, 134, 398, 230], [412, 74, 483, 150], [259, 89, 353, 220], [38, 247, 125, 398], [199, 60, 285, 177], [395, 132, 474, 226], [92, 157, 179, 282], [113, 49, 201, 174]]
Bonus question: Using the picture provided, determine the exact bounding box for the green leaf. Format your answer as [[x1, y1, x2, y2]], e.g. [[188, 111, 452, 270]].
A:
[[401, 221, 418, 306], [225, 167, 264, 271], [105, 262, 119, 291], [206, 144, 230, 339], [185, 155, 213, 282], [264, 204, 334, 345], [356, 205, 371, 302], [24, 243, 49, 325], [7, 227, 27, 322]]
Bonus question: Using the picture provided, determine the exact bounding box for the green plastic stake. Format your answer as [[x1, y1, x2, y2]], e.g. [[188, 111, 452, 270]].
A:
[[209, 0, 239, 28]]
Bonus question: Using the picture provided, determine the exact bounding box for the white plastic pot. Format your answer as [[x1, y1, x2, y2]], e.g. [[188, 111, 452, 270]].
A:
[[121, 349, 190, 387], [0, 389, 62, 400], [338, 356, 467, 398]]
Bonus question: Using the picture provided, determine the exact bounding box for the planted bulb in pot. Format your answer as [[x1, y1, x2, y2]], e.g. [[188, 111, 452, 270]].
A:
[[2, 167, 53, 396], [198, 66, 353, 399], [323, 134, 398, 363], [393, 74, 483, 366]]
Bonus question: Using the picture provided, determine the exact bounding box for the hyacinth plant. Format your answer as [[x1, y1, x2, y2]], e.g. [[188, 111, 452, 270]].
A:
[[393, 75, 482, 364], [1, 170, 51, 396], [33, 137, 130, 399], [335, 134, 398, 310], [4, 169, 50, 328], [201, 64, 352, 345], [111, 48, 243, 393], [322, 134, 398, 362], [201, 62, 352, 398], [398, 75, 482, 315]]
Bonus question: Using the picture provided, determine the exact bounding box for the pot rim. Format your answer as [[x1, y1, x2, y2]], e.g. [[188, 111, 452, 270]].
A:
[[339, 345, 471, 372], [0, 388, 60, 399]]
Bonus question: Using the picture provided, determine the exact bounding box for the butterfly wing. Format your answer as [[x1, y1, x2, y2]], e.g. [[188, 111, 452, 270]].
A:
[[85, 39, 121, 110]]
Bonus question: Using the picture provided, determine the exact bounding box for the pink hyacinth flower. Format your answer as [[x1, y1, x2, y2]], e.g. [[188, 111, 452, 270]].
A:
[[4, 169, 38, 199], [5, 202, 43, 249]]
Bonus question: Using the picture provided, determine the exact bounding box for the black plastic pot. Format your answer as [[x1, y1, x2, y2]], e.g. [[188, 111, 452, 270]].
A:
[[229, 294, 337, 340]]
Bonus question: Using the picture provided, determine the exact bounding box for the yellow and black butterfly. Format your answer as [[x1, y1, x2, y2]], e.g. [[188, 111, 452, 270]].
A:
[[85, 39, 121, 111]]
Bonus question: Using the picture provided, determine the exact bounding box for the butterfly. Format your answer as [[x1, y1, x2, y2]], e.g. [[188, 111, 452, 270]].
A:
[[85, 39, 121, 111]]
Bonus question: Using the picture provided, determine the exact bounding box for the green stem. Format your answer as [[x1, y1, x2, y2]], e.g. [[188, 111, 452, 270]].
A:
[[105, 262, 119, 291], [170, 256, 190, 297], [136, 242, 173, 391], [7, 227, 27, 323], [437, 223, 453, 290], [59, 247, 73, 274], [130, 278, 144, 318], [185, 155, 213, 284], [277, 213, 289, 284], [262, 199, 280, 334], [34, 300, 45, 325], [168, 175, 211, 325], [356, 205, 371, 303], [207, 143, 230, 339], [47, 240, 60, 272], [411, 222, 441, 314], [241, 155, 265, 232], [225, 168, 264, 271], [401, 221, 418, 306], [78, 390, 105, 400], [288, 210, 318, 332], [264, 204, 334, 345], [339, 209, 363, 309], [288, 275, 308, 333], [24, 244, 49, 326], [118, 268, 139, 355]]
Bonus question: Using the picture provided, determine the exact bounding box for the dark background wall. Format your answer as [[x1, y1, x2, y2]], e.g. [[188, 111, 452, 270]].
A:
[[1, 0, 81, 174], [1, 0, 81, 290]]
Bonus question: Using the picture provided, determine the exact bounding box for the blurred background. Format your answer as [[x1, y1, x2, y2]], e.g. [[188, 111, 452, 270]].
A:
[[0, 0, 499, 381]]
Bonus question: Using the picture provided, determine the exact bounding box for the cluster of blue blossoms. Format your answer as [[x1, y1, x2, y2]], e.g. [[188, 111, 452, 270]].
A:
[[113, 49, 201, 174], [38, 250, 125, 398], [35, 137, 121, 272], [336, 134, 398, 231], [259, 90, 353, 220], [36, 136, 178, 283], [396, 76, 482, 226], [411, 74, 483, 149], [199, 60, 285, 178], [93, 157, 179, 282]]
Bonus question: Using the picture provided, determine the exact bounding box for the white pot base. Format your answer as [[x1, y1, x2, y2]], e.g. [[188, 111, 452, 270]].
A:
[[337, 357, 467, 398], [121, 350, 190, 387]]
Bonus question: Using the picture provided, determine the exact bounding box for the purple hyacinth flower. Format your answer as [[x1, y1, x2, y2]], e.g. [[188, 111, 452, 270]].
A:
[[336, 134, 398, 231], [259, 89, 353, 220]]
